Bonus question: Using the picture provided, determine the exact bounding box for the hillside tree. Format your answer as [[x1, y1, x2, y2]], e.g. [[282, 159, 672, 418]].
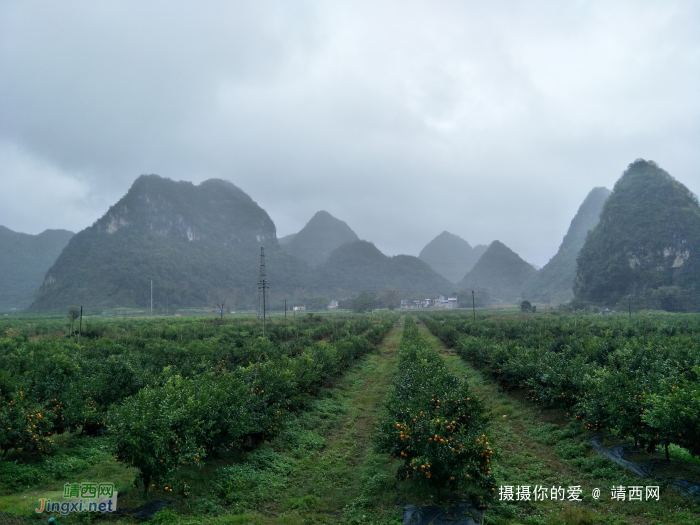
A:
[[351, 291, 377, 313], [67, 305, 80, 334], [381, 286, 401, 310]]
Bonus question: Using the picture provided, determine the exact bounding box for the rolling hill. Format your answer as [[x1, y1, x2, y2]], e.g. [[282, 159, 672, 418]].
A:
[[318, 240, 453, 295]]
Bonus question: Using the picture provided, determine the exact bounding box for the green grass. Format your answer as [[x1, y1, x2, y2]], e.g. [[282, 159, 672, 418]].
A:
[[0, 431, 136, 517]]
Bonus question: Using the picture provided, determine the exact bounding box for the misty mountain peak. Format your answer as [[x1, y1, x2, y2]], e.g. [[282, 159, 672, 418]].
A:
[[93, 174, 276, 245], [0, 226, 74, 310], [419, 231, 481, 284], [575, 159, 700, 307], [458, 240, 536, 302], [281, 210, 359, 267]]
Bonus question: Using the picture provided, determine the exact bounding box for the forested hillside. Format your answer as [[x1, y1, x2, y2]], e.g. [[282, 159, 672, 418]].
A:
[[278, 233, 296, 245], [28, 177, 457, 312], [575, 159, 700, 311], [0, 226, 73, 311], [30, 175, 314, 312], [318, 240, 453, 295]]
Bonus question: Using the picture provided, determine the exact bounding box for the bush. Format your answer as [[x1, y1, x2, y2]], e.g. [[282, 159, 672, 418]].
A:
[[375, 316, 494, 506], [0, 391, 56, 456]]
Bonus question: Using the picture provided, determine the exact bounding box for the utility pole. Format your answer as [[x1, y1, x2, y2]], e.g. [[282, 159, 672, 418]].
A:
[[285, 299, 287, 321], [258, 247, 269, 337], [150, 280, 153, 317], [472, 290, 476, 321], [78, 306, 82, 344], [628, 295, 631, 320]]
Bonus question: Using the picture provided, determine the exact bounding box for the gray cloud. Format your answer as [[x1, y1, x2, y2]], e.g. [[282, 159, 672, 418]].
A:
[[1, 0, 698, 267]]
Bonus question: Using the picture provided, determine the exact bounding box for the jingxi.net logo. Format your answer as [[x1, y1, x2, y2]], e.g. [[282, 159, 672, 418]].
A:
[[36, 482, 117, 515]]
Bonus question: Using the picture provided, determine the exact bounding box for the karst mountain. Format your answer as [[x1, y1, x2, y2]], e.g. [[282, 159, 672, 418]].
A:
[[318, 240, 453, 295], [574, 159, 700, 311], [0, 226, 74, 311], [418, 231, 488, 284], [280, 211, 359, 267], [457, 240, 537, 302], [30, 175, 314, 311]]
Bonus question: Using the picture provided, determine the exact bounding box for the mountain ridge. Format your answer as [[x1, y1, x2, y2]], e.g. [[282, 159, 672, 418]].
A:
[[0, 226, 74, 311], [522, 186, 611, 304], [318, 240, 453, 294], [30, 175, 314, 311]]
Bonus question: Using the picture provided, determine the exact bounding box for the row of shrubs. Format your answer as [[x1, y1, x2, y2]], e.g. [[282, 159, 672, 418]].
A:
[[112, 314, 399, 492], [375, 315, 495, 507], [421, 313, 700, 460], [0, 315, 381, 456]]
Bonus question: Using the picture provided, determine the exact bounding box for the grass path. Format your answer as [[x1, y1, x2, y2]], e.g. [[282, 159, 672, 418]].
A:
[[418, 326, 700, 525], [257, 322, 405, 524]]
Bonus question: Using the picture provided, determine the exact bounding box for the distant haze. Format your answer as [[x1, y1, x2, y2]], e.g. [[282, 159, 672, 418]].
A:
[[1, 1, 699, 267]]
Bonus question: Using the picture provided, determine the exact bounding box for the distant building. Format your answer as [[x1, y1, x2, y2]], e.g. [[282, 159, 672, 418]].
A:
[[293, 305, 306, 312], [328, 300, 339, 310], [399, 297, 454, 309], [401, 299, 425, 309], [434, 295, 449, 308]]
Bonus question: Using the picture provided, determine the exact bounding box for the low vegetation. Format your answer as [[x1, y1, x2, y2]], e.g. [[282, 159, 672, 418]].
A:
[[1, 310, 699, 524]]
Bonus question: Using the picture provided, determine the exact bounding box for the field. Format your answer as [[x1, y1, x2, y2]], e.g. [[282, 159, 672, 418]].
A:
[[1, 310, 699, 524]]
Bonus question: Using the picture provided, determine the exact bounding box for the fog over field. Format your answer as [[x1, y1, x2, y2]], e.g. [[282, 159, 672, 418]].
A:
[[1, 1, 699, 267]]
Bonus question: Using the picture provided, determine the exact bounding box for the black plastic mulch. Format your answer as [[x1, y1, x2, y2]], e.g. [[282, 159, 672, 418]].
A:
[[590, 436, 700, 502], [402, 503, 483, 525], [116, 500, 174, 521]]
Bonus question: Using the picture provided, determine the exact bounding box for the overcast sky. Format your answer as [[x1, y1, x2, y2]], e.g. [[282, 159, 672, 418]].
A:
[[1, 1, 698, 267]]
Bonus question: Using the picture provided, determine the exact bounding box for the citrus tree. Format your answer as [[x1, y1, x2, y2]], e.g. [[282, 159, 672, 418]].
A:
[[644, 369, 700, 459], [110, 378, 204, 494], [376, 317, 494, 506], [0, 391, 55, 456]]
